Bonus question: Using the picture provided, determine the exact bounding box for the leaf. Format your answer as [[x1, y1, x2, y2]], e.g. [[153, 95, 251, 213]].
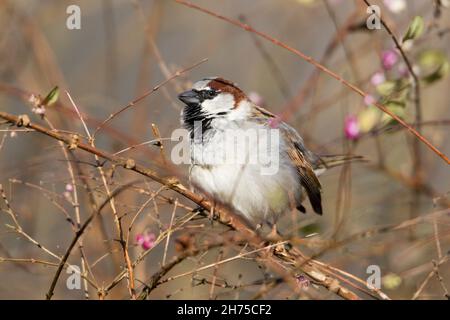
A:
[[299, 223, 321, 235], [376, 81, 397, 96], [386, 100, 406, 109], [41, 86, 59, 107], [419, 49, 445, 67], [381, 101, 406, 124], [402, 16, 424, 42], [419, 50, 449, 84], [376, 79, 409, 98], [358, 107, 381, 133], [423, 60, 450, 83]]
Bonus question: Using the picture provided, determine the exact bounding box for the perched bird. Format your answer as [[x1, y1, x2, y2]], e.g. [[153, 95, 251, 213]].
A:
[[178, 77, 357, 229]]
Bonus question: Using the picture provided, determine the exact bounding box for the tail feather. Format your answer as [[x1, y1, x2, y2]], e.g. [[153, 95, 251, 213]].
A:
[[314, 154, 367, 171]]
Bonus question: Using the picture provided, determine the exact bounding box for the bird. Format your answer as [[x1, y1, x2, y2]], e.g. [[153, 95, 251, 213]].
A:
[[178, 77, 359, 232]]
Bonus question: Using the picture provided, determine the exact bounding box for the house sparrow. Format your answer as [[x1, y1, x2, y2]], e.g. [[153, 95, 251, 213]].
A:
[[178, 77, 354, 227]]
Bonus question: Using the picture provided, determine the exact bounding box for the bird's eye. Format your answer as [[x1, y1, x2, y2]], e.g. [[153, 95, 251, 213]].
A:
[[202, 89, 217, 99]]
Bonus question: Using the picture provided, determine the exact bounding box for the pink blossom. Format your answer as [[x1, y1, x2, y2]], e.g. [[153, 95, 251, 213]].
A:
[[370, 71, 386, 86], [344, 115, 360, 140], [364, 94, 377, 106], [383, 0, 406, 13], [136, 232, 156, 250], [32, 106, 46, 115], [381, 50, 399, 70], [65, 184, 73, 192], [10, 131, 17, 138]]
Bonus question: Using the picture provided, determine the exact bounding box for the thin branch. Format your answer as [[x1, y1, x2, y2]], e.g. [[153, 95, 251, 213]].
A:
[[45, 181, 141, 300], [174, 0, 449, 165], [412, 255, 449, 299], [92, 58, 208, 138], [0, 111, 362, 300], [162, 199, 178, 265]]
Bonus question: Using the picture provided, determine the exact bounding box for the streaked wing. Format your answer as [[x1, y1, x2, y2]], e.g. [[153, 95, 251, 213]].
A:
[[281, 124, 323, 215], [250, 103, 323, 215]]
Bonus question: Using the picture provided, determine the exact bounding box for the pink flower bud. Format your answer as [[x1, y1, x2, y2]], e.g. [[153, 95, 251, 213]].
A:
[[381, 50, 399, 70], [136, 232, 156, 250], [364, 94, 377, 106], [344, 115, 360, 140], [383, 0, 406, 13], [370, 71, 386, 86]]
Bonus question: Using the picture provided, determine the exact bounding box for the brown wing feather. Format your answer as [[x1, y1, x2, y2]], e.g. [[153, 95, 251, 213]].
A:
[[253, 105, 276, 118], [250, 103, 323, 215], [286, 140, 323, 215]]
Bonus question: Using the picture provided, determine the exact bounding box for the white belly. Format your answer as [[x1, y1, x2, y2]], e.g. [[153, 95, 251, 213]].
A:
[[190, 161, 301, 223], [188, 120, 303, 223]]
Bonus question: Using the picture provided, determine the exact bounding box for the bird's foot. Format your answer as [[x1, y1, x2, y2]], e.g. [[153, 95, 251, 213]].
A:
[[266, 224, 282, 242]]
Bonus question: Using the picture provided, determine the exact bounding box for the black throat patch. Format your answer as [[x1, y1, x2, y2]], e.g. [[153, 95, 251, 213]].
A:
[[182, 103, 213, 140]]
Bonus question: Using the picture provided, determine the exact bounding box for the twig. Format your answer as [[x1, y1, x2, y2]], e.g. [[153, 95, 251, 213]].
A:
[[0, 111, 362, 300], [0, 257, 59, 267], [0, 184, 60, 261], [113, 138, 172, 156], [238, 15, 292, 98], [138, 240, 229, 299], [362, 0, 424, 240], [174, 0, 449, 165], [209, 249, 224, 299], [105, 209, 201, 295], [412, 255, 449, 299], [67, 91, 134, 298], [159, 242, 288, 284], [45, 94, 91, 298], [432, 259, 450, 299], [162, 199, 178, 265], [151, 123, 167, 165], [92, 58, 208, 138], [45, 181, 141, 300]]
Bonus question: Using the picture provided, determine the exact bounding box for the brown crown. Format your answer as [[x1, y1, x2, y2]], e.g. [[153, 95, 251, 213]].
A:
[[206, 77, 247, 108]]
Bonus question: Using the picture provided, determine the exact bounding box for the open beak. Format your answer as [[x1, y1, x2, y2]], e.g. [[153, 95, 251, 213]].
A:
[[178, 90, 201, 105]]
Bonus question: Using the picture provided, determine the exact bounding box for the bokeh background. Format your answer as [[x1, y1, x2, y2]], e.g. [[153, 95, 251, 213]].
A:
[[0, 0, 449, 299]]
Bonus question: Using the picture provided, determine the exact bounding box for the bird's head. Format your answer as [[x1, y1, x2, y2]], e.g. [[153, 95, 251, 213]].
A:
[[178, 77, 253, 132]]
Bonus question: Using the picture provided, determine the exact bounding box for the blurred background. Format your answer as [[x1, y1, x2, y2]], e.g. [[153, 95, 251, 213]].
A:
[[0, 0, 449, 299]]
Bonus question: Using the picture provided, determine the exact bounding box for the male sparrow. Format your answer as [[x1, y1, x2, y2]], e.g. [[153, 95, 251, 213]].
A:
[[178, 77, 349, 227]]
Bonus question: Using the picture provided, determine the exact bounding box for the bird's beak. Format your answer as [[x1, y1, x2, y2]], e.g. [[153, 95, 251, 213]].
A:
[[178, 90, 201, 105]]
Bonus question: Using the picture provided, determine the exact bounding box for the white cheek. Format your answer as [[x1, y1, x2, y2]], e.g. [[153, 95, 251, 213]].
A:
[[202, 93, 235, 114], [227, 100, 252, 121]]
